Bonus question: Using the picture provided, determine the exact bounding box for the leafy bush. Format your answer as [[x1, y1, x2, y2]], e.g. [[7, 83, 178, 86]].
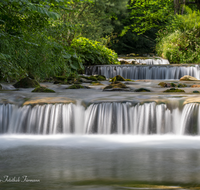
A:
[[156, 8, 200, 63], [71, 37, 120, 65]]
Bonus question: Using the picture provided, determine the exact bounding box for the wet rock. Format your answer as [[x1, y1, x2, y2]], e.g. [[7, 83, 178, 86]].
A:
[[32, 86, 55, 93], [23, 97, 75, 105], [180, 75, 198, 81], [95, 75, 106, 81], [54, 74, 80, 84], [111, 75, 126, 82], [80, 78, 92, 83], [90, 82, 104, 85], [67, 84, 84, 89], [13, 77, 40, 88], [164, 88, 185, 93], [191, 84, 200, 88], [103, 81, 130, 91], [178, 83, 187, 88], [135, 88, 151, 92], [193, 91, 200, 93], [0, 84, 2, 90], [67, 84, 90, 89]]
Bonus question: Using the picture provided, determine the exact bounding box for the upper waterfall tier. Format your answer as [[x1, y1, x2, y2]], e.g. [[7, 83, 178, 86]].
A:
[[0, 102, 199, 135], [118, 58, 170, 65], [85, 65, 200, 79]]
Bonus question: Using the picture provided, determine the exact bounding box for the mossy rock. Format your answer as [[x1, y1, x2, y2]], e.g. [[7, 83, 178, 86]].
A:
[[170, 83, 176, 87], [164, 88, 185, 93], [103, 81, 130, 91], [178, 83, 187, 88], [111, 75, 126, 82], [193, 91, 200, 93], [13, 77, 40, 88], [88, 76, 98, 81], [54, 74, 80, 84], [32, 86, 55, 93], [67, 84, 84, 89], [96, 75, 106, 81], [135, 88, 151, 92], [91, 82, 104, 85], [158, 82, 167, 87], [180, 75, 198, 81]]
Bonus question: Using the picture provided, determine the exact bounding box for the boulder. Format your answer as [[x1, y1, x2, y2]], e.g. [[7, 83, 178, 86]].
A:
[[32, 86, 55, 93], [96, 75, 106, 81], [90, 82, 104, 86], [80, 78, 92, 83], [103, 81, 130, 91], [164, 88, 185, 93], [180, 75, 198, 81], [135, 88, 151, 92], [0, 84, 2, 90], [13, 77, 40, 88], [111, 75, 126, 82], [191, 85, 200, 88], [67, 84, 90, 89], [193, 91, 200, 93]]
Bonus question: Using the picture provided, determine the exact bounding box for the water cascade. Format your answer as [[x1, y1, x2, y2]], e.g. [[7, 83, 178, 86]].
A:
[[0, 102, 200, 135], [118, 58, 170, 65], [85, 65, 200, 79]]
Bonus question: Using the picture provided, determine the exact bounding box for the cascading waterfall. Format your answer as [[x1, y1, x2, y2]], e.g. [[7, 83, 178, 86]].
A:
[[0, 102, 200, 135], [118, 58, 170, 65], [85, 65, 200, 79]]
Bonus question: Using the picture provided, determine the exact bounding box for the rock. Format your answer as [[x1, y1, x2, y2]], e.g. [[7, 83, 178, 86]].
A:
[[0, 84, 2, 90], [180, 75, 198, 81], [32, 86, 55, 93], [90, 82, 104, 85], [164, 88, 185, 93], [193, 91, 200, 93], [80, 78, 92, 83], [111, 75, 126, 82], [103, 81, 130, 91], [178, 83, 187, 88], [96, 75, 106, 81], [67, 84, 84, 89], [135, 88, 151, 92], [13, 77, 40, 88], [54, 74, 80, 84], [158, 82, 167, 87], [80, 75, 98, 82], [23, 97, 75, 105], [191, 85, 200, 88]]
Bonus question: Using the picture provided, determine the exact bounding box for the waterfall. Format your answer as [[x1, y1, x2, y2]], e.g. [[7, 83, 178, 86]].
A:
[[85, 65, 200, 79], [118, 58, 170, 65], [0, 102, 200, 135]]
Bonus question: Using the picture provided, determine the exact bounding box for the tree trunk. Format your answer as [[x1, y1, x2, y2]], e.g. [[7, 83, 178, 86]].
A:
[[196, 0, 200, 10], [181, 0, 186, 14]]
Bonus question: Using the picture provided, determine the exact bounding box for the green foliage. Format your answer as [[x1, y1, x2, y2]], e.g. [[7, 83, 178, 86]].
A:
[[128, 0, 173, 34], [156, 8, 200, 63], [71, 37, 119, 65]]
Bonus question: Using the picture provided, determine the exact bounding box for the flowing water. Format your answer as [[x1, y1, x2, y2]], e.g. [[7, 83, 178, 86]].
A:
[[1, 64, 200, 189], [85, 65, 200, 79], [0, 102, 200, 135]]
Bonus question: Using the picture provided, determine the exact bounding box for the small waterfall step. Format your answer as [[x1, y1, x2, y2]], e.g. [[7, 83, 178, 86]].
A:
[[0, 102, 200, 135], [85, 65, 200, 80]]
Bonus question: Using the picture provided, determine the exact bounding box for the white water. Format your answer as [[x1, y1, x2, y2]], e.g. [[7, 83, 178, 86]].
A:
[[0, 102, 199, 135], [118, 58, 170, 65], [85, 65, 200, 79]]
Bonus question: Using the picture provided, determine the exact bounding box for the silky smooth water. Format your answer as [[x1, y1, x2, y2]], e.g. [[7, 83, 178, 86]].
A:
[[1, 102, 200, 135], [0, 135, 200, 190], [85, 65, 200, 80]]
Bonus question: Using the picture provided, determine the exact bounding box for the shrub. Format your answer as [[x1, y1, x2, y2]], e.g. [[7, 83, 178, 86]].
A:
[[71, 37, 120, 65], [156, 8, 200, 63]]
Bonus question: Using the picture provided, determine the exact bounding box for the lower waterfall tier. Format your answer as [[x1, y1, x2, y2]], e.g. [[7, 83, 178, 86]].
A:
[[85, 65, 200, 79], [0, 102, 200, 135]]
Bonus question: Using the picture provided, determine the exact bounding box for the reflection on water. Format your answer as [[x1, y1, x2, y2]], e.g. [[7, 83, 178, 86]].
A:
[[0, 135, 200, 189]]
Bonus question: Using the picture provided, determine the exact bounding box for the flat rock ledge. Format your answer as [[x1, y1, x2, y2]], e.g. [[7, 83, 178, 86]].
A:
[[23, 97, 75, 105]]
